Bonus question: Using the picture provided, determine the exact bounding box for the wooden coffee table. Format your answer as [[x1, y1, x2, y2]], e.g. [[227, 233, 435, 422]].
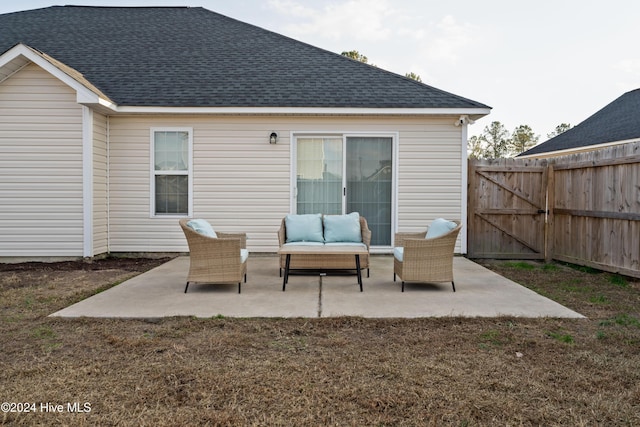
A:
[[277, 245, 369, 292]]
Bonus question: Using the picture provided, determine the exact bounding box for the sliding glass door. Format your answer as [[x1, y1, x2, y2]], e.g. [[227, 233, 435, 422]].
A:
[[345, 137, 393, 246], [296, 137, 343, 215], [295, 135, 394, 246]]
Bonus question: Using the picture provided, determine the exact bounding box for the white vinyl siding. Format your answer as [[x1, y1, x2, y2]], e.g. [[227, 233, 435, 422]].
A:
[[397, 121, 464, 228], [108, 117, 290, 252], [0, 61, 467, 258], [93, 112, 108, 255], [0, 63, 84, 257], [107, 115, 463, 253]]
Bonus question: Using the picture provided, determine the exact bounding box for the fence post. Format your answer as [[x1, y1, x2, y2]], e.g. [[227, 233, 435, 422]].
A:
[[545, 164, 555, 263], [467, 160, 476, 258]]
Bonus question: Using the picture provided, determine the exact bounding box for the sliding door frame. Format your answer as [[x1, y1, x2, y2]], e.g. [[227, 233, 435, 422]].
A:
[[290, 131, 399, 250]]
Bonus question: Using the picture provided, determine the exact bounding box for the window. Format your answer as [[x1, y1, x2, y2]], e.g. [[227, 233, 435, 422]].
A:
[[151, 128, 192, 217]]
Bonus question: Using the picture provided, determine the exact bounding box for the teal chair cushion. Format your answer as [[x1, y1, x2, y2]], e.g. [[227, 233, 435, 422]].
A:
[[285, 214, 324, 243], [240, 249, 249, 264], [393, 247, 404, 262], [426, 218, 457, 239], [186, 219, 217, 238], [323, 212, 362, 243], [281, 242, 324, 247]]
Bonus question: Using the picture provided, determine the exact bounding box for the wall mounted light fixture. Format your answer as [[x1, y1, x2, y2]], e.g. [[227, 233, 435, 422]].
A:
[[269, 132, 278, 144]]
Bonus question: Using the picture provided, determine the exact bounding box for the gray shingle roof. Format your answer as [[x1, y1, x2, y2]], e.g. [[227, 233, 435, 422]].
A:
[[521, 88, 640, 156], [0, 6, 490, 109]]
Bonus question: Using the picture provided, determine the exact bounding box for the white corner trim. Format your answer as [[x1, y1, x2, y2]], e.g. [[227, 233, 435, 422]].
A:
[[82, 106, 94, 257], [460, 121, 468, 254]]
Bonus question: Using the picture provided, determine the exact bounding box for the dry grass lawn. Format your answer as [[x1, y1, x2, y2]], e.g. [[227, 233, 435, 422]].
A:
[[1, 257, 639, 426]]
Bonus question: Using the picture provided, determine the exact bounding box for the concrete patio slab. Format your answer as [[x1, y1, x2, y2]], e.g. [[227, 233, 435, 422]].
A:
[[51, 255, 585, 319], [322, 257, 582, 318]]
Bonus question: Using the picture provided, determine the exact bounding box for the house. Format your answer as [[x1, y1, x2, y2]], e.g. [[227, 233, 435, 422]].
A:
[[519, 88, 640, 158], [0, 6, 491, 260]]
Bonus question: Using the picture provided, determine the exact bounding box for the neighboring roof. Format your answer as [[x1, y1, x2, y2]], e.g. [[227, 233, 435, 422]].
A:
[[520, 88, 640, 157], [0, 6, 490, 111]]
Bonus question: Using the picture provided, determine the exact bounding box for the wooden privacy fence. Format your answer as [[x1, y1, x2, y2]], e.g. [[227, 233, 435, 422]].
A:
[[468, 141, 640, 278]]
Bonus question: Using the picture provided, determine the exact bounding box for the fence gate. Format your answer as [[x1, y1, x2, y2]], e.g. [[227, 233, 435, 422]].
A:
[[468, 159, 549, 259]]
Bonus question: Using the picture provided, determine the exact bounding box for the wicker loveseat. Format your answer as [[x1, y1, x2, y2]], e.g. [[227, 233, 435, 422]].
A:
[[277, 213, 371, 275]]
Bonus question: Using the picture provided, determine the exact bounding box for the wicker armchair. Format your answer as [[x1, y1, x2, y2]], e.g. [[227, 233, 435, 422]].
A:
[[179, 219, 247, 293], [393, 221, 461, 292]]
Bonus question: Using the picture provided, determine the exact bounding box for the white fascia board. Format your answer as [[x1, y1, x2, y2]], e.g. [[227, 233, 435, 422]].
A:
[[75, 88, 103, 104], [0, 44, 31, 68], [0, 54, 29, 82], [114, 106, 492, 117], [97, 97, 119, 111]]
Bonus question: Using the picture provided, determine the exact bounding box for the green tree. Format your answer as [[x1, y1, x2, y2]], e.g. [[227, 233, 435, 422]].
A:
[[342, 50, 422, 80], [509, 124, 539, 156], [341, 50, 370, 64], [467, 135, 485, 159], [547, 123, 572, 139], [479, 121, 510, 158], [405, 72, 422, 82]]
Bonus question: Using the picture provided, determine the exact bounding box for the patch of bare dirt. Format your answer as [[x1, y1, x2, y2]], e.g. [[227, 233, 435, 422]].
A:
[[1, 256, 639, 426]]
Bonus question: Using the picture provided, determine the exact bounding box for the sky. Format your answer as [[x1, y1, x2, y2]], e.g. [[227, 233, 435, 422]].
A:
[[2, 0, 639, 141]]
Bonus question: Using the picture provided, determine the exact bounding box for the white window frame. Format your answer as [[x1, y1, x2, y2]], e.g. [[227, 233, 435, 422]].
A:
[[291, 131, 399, 250], [150, 127, 193, 218]]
